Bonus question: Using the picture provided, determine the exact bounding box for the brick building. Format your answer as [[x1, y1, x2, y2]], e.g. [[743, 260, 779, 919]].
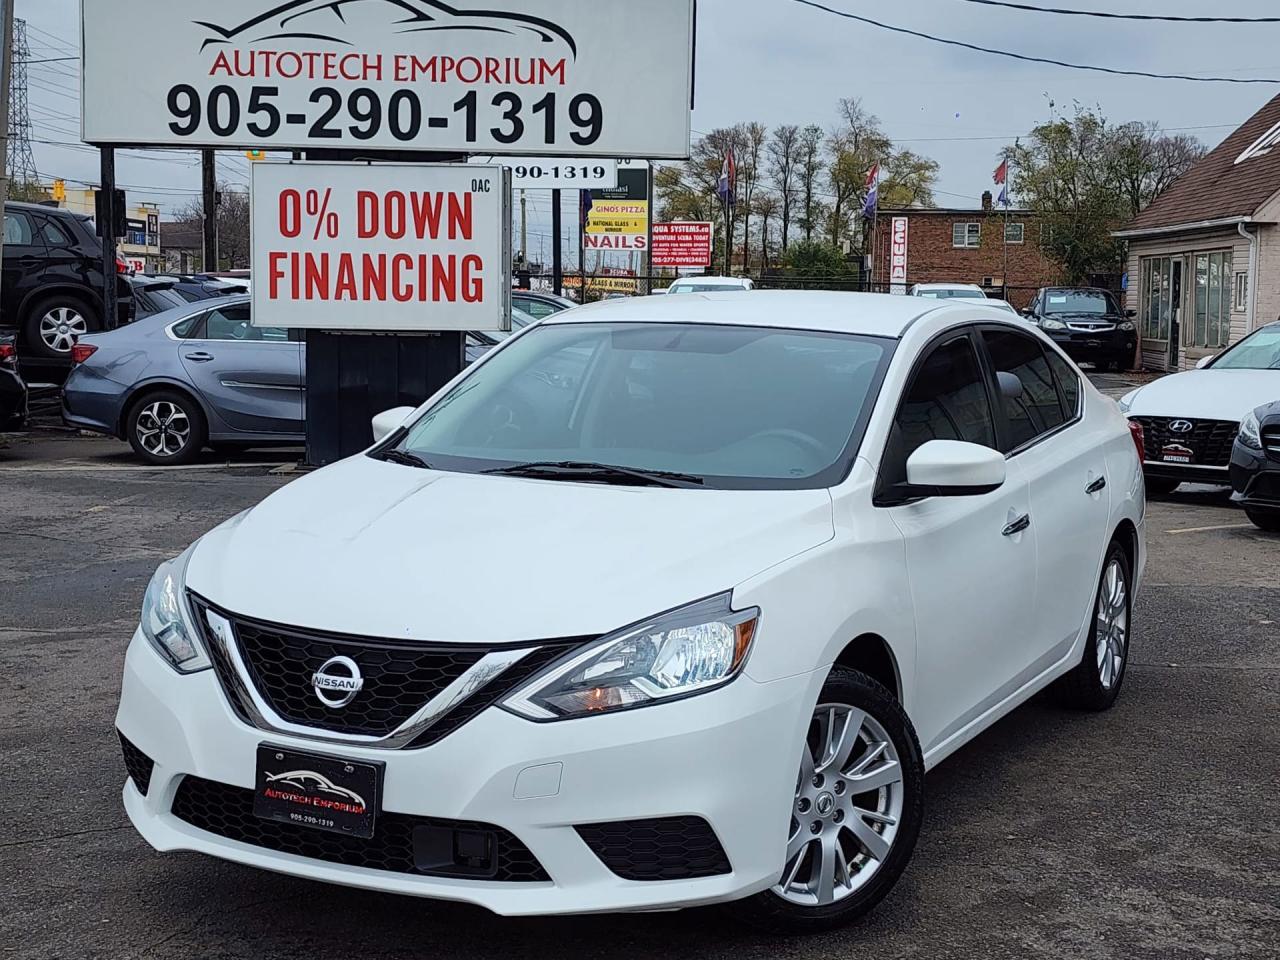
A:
[[871, 194, 1064, 309], [1115, 93, 1280, 372]]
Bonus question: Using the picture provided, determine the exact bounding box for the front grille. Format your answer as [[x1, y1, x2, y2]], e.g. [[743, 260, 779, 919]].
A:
[[1133, 417, 1239, 468], [171, 776, 550, 882], [119, 732, 154, 796], [1263, 427, 1280, 462], [576, 817, 731, 881], [190, 595, 591, 747]]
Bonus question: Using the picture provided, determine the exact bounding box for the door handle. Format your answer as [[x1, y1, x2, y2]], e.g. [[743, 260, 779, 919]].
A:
[[1002, 514, 1031, 537], [1086, 476, 1108, 495], [184, 352, 214, 363]]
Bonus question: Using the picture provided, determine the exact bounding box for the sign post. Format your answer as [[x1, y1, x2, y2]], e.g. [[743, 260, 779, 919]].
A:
[[652, 222, 713, 273]]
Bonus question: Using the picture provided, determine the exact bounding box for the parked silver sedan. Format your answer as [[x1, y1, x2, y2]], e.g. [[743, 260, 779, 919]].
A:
[[62, 297, 304, 465]]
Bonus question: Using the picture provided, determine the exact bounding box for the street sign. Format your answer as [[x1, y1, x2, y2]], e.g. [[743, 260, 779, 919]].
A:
[[81, 0, 696, 159], [250, 162, 512, 331], [473, 157, 618, 190], [890, 217, 909, 296], [652, 222, 712, 269]]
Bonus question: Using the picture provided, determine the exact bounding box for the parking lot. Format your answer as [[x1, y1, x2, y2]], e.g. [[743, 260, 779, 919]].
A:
[[0, 370, 1275, 960]]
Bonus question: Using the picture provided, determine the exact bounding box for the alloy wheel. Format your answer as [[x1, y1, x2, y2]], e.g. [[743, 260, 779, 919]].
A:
[[1096, 558, 1129, 690], [38, 307, 88, 354], [773, 704, 905, 907], [135, 402, 192, 458]]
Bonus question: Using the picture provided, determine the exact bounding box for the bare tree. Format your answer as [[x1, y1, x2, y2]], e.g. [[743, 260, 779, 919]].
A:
[[797, 125, 825, 243], [737, 122, 768, 273], [1108, 121, 1205, 218], [174, 185, 250, 270], [768, 124, 800, 254], [754, 193, 779, 273], [827, 99, 890, 247]]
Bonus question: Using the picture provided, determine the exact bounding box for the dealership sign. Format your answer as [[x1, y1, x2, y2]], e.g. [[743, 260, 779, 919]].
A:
[[81, 0, 695, 158], [474, 156, 619, 190], [250, 162, 511, 331], [652, 222, 712, 269], [890, 217, 909, 295]]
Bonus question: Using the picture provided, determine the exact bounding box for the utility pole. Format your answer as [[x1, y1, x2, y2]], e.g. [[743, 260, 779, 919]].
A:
[[0, 0, 15, 291], [201, 150, 218, 272], [551, 187, 563, 295], [519, 189, 527, 269]]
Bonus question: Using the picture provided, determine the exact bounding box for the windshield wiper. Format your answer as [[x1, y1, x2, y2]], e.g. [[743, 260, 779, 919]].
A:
[[374, 449, 435, 470], [481, 460, 704, 488]]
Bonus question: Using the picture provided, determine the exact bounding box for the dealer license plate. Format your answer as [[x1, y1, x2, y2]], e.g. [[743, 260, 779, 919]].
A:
[[1161, 443, 1195, 465], [253, 745, 383, 839]]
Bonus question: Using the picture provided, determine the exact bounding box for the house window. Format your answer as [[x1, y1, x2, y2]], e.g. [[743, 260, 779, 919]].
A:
[[1190, 251, 1233, 349], [1004, 223, 1025, 244], [1140, 256, 1177, 342], [1234, 272, 1249, 312], [952, 222, 981, 248]]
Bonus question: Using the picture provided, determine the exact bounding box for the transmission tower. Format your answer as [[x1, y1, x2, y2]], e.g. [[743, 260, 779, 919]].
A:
[[7, 18, 39, 188]]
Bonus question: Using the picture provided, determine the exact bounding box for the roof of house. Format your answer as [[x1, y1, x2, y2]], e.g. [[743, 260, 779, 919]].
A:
[[1119, 94, 1280, 237], [159, 221, 203, 250], [877, 207, 1034, 217]]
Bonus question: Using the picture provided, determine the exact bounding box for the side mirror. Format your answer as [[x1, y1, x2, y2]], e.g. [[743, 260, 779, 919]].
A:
[[997, 371, 1024, 400], [371, 406, 416, 444], [905, 440, 1007, 497], [1195, 356, 1214, 370]]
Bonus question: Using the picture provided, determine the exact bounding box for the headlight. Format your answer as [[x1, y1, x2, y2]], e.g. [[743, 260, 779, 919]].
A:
[[1118, 321, 1136, 332], [504, 594, 759, 720], [140, 545, 209, 673], [1118, 390, 1140, 414], [1040, 318, 1067, 331], [1239, 411, 1263, 451]]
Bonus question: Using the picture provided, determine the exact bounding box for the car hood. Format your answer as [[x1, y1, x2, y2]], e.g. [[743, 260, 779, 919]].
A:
[[1126, 369, 1280, 422], [187, 456, 836, 643]]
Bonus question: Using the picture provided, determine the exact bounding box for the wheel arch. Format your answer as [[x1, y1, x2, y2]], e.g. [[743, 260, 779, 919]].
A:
[[19, 284, 102, 323], [833, 633, 902, 703], [1111, 518, 1139, 573], [118, 379, 211, 437]]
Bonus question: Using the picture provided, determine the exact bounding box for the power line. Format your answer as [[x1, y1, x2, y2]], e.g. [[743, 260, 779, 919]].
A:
[[784, 0, 1280, 83], [953, 0, 1280, 22]]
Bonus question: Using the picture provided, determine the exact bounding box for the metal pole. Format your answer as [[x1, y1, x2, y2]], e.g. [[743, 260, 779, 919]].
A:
[[100, 147, 119, 331], [1002, 160, 1010, 295], [519, 189, 527, 269], [201, 149, 218, 272], [551, 187, 563, 296], [645, 162, 654, 294], [579, 189, 586, 302], [0, 0, 15, 287]]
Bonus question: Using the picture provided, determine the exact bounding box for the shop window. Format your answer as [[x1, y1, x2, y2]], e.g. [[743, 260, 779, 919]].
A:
[[1190, 251, 1232, 350], [952, 222, 981, 248]]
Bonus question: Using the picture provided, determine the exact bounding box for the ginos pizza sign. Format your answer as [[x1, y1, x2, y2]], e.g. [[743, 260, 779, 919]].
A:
[[890, 217, 909, 295]]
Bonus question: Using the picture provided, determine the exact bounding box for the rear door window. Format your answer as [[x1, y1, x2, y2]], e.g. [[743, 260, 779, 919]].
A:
[[38, 217, 73, 247], [3, 211, 38, 246]]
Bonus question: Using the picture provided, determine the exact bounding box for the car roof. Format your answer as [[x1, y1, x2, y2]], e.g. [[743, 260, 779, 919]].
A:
[[543, 290, 952, 339], [670, 276, 748, 284]]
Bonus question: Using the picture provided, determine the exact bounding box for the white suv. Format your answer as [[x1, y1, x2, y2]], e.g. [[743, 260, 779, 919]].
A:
[[117, 292, 1145, 933]]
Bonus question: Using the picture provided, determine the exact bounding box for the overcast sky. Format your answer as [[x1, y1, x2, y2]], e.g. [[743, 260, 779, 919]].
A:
[[16, 0, 1280, 258]]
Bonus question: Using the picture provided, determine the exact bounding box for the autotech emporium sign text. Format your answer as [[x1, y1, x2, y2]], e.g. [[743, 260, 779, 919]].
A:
[[81, 0, 695, 158]]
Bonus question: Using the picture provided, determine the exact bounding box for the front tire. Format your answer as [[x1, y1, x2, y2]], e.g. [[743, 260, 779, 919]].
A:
[[126, 390, 206, 466], [728, 667, 925, 934], [1245, 508, 1280, 533], [1053, 542, 1132, 711]]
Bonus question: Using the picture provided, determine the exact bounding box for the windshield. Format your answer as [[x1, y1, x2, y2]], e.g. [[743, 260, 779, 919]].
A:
[[669, 283, 747, 294], [1043, 290, 1119, 315], [916, 289, 986, 300], [394, 322, 893, 489], [1210, 326, 1280, 370]]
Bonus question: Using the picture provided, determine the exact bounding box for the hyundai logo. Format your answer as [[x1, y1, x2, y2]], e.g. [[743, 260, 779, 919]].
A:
[[312, 656, 364, 709], [1169, 420, 1195, 434]]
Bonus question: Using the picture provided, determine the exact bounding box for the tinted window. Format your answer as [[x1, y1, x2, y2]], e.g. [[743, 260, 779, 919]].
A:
[[38, 217, 72, 246], [1045, 350, 1081, 416], [171, 312, 206, 338], [883, 335, 996, 489], [3, 212, 36, 246], [1211, 325, 1280, 370], [204, 304, 287, 342], [135, 286, 188, 317], [981, 329, 1068, 449], [1043, 290, 1120, 315], [397, 322, 891, 489], [514, 297, 560, 319]]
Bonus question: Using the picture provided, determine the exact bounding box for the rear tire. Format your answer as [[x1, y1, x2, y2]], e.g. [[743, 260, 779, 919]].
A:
[[727, 667, 925, 934], [125, 389, 206, 466], [1053, 542, 1132, 711], [1245, 508, 1280, 533], [1144, 477, 1180, 496], [22, 294, 99, 359]]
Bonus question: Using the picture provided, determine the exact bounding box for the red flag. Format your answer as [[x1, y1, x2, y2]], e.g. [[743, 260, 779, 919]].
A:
[[993, 159, 1008, 185], [865, 164, 879, 189]]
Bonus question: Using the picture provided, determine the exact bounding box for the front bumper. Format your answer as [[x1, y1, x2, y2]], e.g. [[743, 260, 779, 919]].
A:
[[1229, 441, 1280, 514], [117, 628, 822, 915], [1045, 328, 1136, 365]]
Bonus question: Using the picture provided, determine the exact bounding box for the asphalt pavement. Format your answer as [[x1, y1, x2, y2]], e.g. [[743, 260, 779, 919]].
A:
[[1, 380, 1277, 960]]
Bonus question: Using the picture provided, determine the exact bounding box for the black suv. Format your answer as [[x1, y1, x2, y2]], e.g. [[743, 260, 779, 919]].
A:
[[1023, 287, 1137, 371], [0, 333, 27, 431], [1231, 400, 1280, 532], [2, 201, 132, 362]]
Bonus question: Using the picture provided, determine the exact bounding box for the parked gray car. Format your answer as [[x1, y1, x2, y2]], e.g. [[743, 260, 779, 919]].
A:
[[62, 297, 304, 465]]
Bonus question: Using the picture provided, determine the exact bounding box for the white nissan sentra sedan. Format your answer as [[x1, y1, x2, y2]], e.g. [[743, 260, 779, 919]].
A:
[[118, 292, 1145, 933]]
